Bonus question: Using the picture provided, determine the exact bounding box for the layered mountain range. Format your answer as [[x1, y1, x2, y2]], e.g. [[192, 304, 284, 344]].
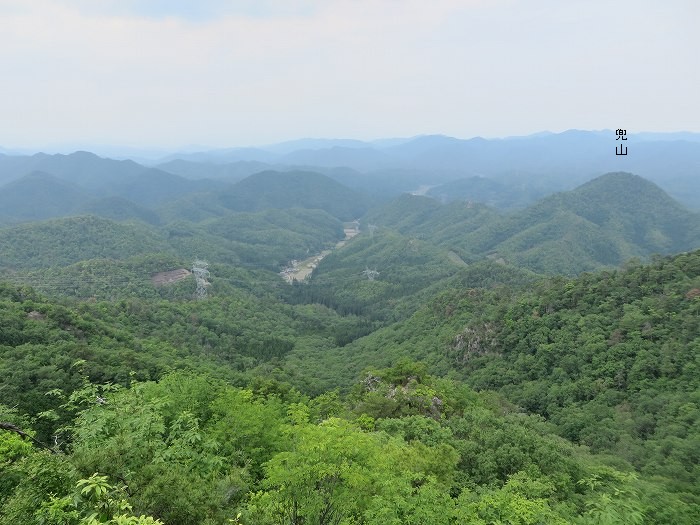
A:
[[3, 133, 700, 522]]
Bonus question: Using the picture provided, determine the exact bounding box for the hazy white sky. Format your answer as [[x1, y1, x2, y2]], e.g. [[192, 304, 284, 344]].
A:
[[0, 0, 698, 149]]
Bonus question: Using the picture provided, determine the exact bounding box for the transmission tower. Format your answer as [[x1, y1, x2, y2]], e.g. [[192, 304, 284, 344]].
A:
[[362, 267, 380, 281], [368, 224, 378, 238], [192, 259, 210, 299]]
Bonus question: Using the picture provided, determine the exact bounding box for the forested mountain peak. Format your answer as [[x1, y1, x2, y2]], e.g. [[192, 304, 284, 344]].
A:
[[474, 172, 700, 273], [219, 169, 369, 220], [0, 215, 169, 270], [528, 170, 695, 228], [1, 169, 77, 190], [0, 171, 89, 223], [365, 172, 700, 275], [2, 142, 700, 523], [569, 171, 687, 209]]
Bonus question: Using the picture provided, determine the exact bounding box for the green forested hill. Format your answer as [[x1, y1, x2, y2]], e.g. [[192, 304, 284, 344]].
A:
[[0, 206, 344, 271], [368, 172, 700, 275], [219, 170, 370, 220], [6, 254, 193, 300], [288, 228, 534, 323], [110, 168, 225, 207], [206, 207, 342, 251], [306, 250, 700, 509], [164, 207, 344, 270], [364, 193, 499, 253], [297, 228, 461, 318], [2, 253, 699, 522], [426, 175, 545, 209], [79, 196, 162, 225], [156, 192, 233, 223], [0, 216, 169, 270], [0, 171, 91, 223], [3, 163, 700, 523], [470, 172, 700, 272]]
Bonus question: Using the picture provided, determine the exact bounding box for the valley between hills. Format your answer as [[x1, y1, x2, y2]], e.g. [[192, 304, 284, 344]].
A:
[[2, 132, 700, 524]]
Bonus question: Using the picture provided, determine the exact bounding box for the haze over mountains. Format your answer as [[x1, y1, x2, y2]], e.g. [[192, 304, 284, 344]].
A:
[[1, 169, 698, 283], [1, 130, 699, 280], [157, 130, 700, 210], [1, 131, 698, 354], [3, 130, 700, 523], [3, 130, 700, 215]]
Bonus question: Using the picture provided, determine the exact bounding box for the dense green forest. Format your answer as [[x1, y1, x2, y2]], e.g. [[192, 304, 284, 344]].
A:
[[0, 208, 343, 274], [366, 173, 700, 275], [2, 164, 699, 523], [3, 249, 700, 522]]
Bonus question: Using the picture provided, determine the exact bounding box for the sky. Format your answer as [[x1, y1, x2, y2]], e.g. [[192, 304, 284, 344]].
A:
[[0, 0, 698, 151]]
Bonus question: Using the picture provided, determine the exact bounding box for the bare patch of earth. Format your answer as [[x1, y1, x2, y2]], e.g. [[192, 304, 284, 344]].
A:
[[152, 268, 191, 286]]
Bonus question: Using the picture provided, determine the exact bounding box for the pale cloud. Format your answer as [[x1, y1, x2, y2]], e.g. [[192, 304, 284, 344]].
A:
[[3, 0, 322, 20], [0, 0, 697, 149]]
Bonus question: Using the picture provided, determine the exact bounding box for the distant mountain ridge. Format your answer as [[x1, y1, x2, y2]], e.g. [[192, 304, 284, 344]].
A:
[[4, 167, 696, 276], [4, 130, 700, 214], [146, 130, 700, 209], [368, 172, 700, 275], [79, 196, 162, 225], [0, 171, 90, 222], [218, 170, 370, 220], [0, 151, 226, 224], [426, 176, 542, 209]]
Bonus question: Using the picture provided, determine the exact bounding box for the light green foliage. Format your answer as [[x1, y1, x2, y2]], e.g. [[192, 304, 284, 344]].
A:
[[67, 375, 252, 524], [575, 469, 644, 525], [365, 173, 700, 276], [1, 449, 78, 524], [2, 367, 685, 524], [454, 482, 567, 525], [245, 417, 457, 525], [314, 251, 700, 515], [207, 386, 287, 477], [0, 216, 168, 270], [3, 173, 700, 524], [34, 473, 164, 525]]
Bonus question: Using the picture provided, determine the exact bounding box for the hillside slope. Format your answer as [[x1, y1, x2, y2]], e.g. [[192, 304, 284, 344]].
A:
[[427, 175, 546, 209], [290, 249, 700, 506], [79, 196, 162, 225], [0, 171, 90, 223], [368, 172, 700, 275], [219, 170, 369, 220], [0, 215, 169, 270], [473, 172, 700, 273]]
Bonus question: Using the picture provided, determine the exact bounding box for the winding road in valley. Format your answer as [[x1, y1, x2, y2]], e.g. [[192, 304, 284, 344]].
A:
[[280, 226, 359, 283]]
